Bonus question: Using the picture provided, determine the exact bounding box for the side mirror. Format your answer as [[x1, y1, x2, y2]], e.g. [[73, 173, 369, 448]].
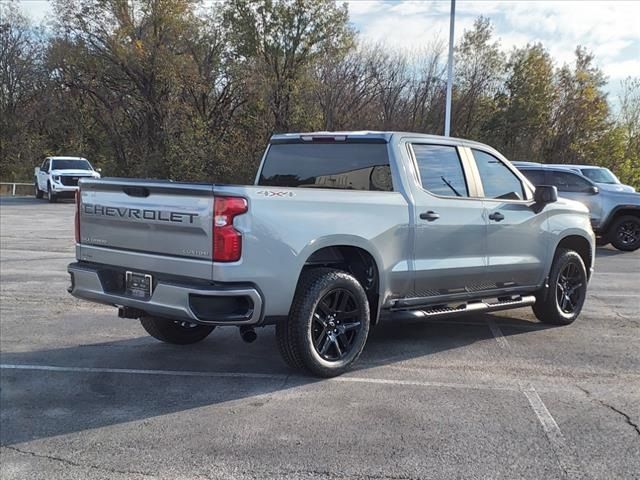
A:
[[586, 185, 599, 195], [534, 185, 558, 204], [96, 167, 102, 173]]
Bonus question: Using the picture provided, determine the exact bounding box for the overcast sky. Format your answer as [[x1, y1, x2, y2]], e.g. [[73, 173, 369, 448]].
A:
[[16, 0, 640, 100]]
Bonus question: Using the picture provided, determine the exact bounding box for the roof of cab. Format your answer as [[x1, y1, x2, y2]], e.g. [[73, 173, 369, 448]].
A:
[[48, 156, 87, 160], [269, 131, 490, 147]]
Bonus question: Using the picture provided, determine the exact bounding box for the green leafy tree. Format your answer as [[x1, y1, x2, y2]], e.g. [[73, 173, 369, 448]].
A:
[[453, 17, 505, 139], [0, 2, 47, 181], [495, 43, 555, 161], [546, 47, 611, 165], [615, 77, 640, 189], [223, 0, 354, 132]]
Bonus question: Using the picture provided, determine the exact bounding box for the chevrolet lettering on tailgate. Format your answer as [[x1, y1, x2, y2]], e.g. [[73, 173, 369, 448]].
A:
[[83, 204, 198, 224]]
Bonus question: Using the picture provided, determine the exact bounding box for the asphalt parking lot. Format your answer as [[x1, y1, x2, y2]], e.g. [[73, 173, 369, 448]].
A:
[[0, 196, 638, 480]]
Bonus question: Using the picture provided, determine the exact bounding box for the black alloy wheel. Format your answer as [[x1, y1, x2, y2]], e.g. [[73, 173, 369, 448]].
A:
[[555, 262, 584, 314], [532, 248, 587, 325], [312, 288, 363, 361], [276, 268, 371, 377], [140, 316, 215, 344], [612, 217, 640, 251]]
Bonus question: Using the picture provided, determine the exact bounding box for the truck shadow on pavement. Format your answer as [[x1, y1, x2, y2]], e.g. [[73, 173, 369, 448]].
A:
[[0, 313, 554, 446]]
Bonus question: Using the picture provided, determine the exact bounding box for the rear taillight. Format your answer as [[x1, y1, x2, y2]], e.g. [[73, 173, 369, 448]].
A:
[[75, 189, 81, 243], [213, 196, 248, 262]]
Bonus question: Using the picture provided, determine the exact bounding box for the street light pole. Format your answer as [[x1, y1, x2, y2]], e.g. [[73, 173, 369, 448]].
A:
[[444, 0, 455, 137]]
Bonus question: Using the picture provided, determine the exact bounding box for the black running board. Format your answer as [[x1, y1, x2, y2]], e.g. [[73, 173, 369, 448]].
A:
[[391, 295, 536, 319]]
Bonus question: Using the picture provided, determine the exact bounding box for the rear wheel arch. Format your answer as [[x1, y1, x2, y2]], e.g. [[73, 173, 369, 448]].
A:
[[300, 245, 381, 325]]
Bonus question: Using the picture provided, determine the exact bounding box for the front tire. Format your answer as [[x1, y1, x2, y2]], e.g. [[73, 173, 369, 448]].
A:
[[140, 316, 215, 345], [276, 268, 370, 378], [532, 249, 588, 325], [47, 182, 57, 203], [609, 215, 640, 251]]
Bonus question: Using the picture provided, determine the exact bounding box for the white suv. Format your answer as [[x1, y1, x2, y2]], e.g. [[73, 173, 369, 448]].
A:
[[34, 156, 101, 202]]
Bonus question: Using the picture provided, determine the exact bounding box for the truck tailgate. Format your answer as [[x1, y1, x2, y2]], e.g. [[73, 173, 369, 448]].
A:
[[78, 178, 214, 277]]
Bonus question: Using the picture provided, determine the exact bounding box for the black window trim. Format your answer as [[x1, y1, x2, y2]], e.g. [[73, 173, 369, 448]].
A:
[[406, 142, 477, 200]]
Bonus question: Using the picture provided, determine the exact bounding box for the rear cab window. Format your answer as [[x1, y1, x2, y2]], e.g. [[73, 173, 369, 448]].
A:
[[258, 142, 393, 191]]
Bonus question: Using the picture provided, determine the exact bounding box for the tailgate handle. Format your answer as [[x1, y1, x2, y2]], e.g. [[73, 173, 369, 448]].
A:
[[123, 186, 150, 197]]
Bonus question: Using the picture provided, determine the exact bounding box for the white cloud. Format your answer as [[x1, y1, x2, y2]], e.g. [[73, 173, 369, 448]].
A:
[[604, 59, 640, 80], [344, 0, 387, 16], [347, 0, 640, 93]]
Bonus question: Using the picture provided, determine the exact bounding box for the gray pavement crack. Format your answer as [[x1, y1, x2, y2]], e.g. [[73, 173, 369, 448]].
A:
[[1, 445, 157, 478], [614, 311, 638, 325], [578, 387, 640, 436]]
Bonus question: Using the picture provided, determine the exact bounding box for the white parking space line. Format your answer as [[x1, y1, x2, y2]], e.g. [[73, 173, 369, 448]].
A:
[[0, 363, 521, 392], [0, 364, 288, 381], [486, 317, 511, 350], [591, 294, 639, 298], [523, 387, 585, 480], [486, 319, 586, 479], [592, 272, 638, 275]]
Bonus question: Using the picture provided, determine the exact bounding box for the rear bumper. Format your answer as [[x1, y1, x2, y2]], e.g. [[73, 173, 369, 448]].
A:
[[67, 262, 263, 326]]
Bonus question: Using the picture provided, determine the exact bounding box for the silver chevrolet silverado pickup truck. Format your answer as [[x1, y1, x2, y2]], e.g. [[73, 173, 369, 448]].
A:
[[68, 132, 595, 377]]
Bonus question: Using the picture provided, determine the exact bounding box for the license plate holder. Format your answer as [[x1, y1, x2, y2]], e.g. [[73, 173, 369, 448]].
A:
[[125, 271, 153, 298]]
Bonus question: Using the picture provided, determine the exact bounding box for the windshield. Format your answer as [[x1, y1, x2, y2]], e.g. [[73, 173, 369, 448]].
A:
[[580, 167, 619, 184], [51, 159, 92, 170]]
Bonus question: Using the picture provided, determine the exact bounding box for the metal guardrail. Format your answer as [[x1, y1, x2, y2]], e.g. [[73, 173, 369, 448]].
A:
[[0, 182, 32, 196]]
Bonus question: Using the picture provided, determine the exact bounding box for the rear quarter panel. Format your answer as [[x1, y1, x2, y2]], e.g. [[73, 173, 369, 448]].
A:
[[212, 185, 411, 318]]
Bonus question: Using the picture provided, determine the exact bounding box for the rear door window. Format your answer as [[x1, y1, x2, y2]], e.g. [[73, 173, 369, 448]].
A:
[[472, 149, 525, 200], [411, 144, 469, 197], [258, 143, 393, 191]]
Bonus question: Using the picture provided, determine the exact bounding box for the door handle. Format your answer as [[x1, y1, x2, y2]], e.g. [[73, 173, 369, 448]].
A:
[[420, 210, 440, 221], [489, 212, 505, 222]]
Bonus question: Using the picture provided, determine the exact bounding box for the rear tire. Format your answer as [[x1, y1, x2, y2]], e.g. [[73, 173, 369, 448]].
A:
[[609, 215, 640, 251], [276, 268, 370, 378], [34, 182, 43, 199], [532, 248, 587, 325], [140, 316, 215, 345]]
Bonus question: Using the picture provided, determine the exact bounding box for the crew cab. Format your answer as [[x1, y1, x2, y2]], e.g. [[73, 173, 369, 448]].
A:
[[35, 156, 100, 202], [68, 132, 595, 377]]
